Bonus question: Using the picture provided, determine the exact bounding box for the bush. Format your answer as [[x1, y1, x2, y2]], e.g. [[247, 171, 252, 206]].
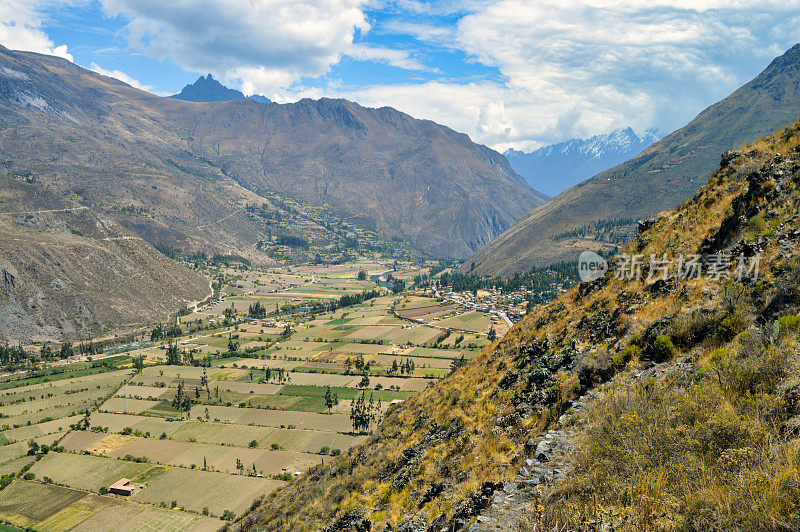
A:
[[319, 446, 330, 455], [330, 448, 341, 456], [717, 310, 748, 341], [652, 335, 677, 361], [270, 443, 282, 450], [23, 472, 34, 480], [99, 487, 108, 495], [248, 439, 259, 448], [613, 344, 640, 369], [222, 510, 236, 520], [777, 313, 800, 332]]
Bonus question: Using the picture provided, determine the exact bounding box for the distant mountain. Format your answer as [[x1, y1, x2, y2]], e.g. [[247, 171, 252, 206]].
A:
[[0, 45, 545, 266], [464, 43, 800, 277], [504, 127, 660, 197], [170, 74, 271, 103]]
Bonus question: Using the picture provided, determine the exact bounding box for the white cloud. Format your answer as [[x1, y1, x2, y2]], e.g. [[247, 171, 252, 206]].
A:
[[100, 0, 378, 95], [89, 62, 164, 93], [348, 45, 434, 72], [0, 1, 74, 61], [446, 0, 800, 148], [327, 0, 800, 151]]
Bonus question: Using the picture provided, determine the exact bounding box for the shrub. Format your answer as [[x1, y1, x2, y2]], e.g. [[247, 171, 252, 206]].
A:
[[23, 472, 34, 480], [248, 439, 259, 448], [717, 310, 748, 341], [613, 344, 640, 369], [222, 510, 236, 520], [652, 335, 677, 361], [330, 448, 341, 456], [270, 443, 282, 450], [319, 446, 330, 455], [777, 313, 800, 332], [99, 487, 108, 495]]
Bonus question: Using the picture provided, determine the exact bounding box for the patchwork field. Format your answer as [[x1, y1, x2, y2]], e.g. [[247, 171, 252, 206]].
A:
[[0, 260, 490, 529]]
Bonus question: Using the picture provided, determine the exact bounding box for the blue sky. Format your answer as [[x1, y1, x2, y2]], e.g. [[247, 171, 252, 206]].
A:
[[2, 1, 800, 151]]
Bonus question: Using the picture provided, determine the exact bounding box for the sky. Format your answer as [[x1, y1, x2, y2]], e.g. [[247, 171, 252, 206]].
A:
[[1, 1, 799, 152]]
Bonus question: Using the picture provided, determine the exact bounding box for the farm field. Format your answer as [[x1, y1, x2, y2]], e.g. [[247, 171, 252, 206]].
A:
[[0, 480, 223, 531], [0, 260, 491, 529]]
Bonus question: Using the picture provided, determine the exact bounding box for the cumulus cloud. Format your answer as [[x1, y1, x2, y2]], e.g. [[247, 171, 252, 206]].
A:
[[100, 0, 384, 96], [0, 0, 74, 61], [330, 0, 800, 150]]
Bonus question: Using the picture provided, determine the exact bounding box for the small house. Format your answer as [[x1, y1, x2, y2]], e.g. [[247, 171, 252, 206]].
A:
[[109, 478, 133, 496]]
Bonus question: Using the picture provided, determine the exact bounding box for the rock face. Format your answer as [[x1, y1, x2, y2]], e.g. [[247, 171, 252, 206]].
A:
[[0, 46, 545, 259], [466, 43, 800, 276]]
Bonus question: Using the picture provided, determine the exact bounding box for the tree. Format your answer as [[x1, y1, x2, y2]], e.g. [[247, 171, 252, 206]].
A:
[[391, 359, 399, 374], [59, 342, 74, 359], [227, 334, 240, 354], [449, 355, 467, 375], [487, 327, 497, 341], [40, 344, 52, 360], [172, 380, 192, 418], [166, 342, 181, 365], [350, 391, 380, 434], [357, 270, 367, 281], [358, 374, 370, 389], [248, 301, 266, 318], [27, 439, 39, 455], [324, 386, 339, 414]]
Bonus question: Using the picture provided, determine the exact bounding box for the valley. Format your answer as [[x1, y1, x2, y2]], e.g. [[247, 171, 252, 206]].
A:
[[0, 258, 508, 530]]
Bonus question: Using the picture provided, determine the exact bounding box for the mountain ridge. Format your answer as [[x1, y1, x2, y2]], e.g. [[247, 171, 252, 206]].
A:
[[0, 46, 546, 260]]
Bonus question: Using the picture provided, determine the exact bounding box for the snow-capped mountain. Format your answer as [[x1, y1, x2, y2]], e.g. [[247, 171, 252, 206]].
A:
[[504, 127, 661, 197]]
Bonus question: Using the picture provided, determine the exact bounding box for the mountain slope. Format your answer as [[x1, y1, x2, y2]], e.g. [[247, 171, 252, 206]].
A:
[[170, 74, 271, 103], [466, 43, 800, 276], [0, 46, 544, 259], [504, 127, 659, 197], [0, 172, 210, 344], [239, 121, 800, 531]]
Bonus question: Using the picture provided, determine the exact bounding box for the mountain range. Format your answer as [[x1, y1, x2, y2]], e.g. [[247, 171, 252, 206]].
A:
[[170, 74, 271, 103], [0, 45, 545, 342], [504, 127, 660, 197], [465, 43, 800, 276]]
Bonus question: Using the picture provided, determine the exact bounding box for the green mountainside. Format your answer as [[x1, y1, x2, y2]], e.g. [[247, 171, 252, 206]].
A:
[[465, 44, 800, 277], [239, 122, 800, 530]]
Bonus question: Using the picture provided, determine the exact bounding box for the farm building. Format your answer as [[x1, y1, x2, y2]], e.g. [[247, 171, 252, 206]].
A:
[[109, 478, 133, 496]]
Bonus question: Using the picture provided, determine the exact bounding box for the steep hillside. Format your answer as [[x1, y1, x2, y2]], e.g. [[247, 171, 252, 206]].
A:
[[240, 122, 800, 530], [0, 173, 210, 344], [0, 46, 544, 259], [467, 43, 800, 276], [504, 127, 659, 197]]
